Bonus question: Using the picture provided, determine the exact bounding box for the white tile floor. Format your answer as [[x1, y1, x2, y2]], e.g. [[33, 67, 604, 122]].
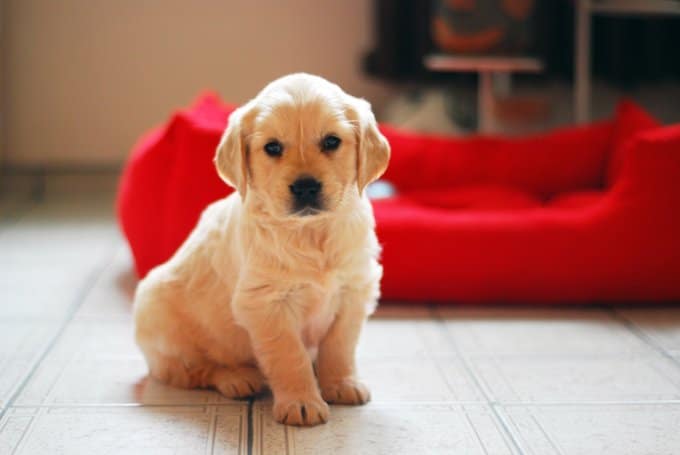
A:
[[2, 175, 680, 454]]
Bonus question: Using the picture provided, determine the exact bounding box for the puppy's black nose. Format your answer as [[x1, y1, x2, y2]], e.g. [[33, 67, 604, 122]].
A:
[[289, 177, 322, 204]]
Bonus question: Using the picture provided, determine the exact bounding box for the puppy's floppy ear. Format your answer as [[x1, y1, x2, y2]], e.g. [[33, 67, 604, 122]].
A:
[[214, 103, 255, 197], [346, 96, 391, 193]]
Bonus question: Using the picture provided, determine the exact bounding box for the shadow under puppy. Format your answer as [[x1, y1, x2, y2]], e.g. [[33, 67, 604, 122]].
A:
[[133, 73, 390, 426]]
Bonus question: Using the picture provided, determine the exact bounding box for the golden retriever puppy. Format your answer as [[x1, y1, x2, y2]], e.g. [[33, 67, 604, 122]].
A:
[[133, 73, 390, 426]]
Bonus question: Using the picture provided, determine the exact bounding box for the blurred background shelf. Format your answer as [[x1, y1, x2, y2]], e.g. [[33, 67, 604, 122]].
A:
[[575, 0, 680, 122], [424, 54, 544, 133], [590, 0, 680, 15]]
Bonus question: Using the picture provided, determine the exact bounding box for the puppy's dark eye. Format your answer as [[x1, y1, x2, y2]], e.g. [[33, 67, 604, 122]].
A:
[[264, 141, 283, 157], [320, 135, 341, 152]]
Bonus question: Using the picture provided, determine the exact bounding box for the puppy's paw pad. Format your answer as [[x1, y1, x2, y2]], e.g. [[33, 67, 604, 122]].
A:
[[213, 368, 266, 399], [321, 379, 371, 405], [273, 395, 329, 426]]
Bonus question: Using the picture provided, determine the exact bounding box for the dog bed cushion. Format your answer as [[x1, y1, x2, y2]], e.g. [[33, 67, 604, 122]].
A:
[[118, 95, 679, 304], [399, 185, 542, 211]]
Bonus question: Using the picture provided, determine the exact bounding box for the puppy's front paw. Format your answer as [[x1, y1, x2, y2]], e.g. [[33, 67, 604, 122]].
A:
[[273, 394, 330, 426], [321, 379, 371, 405]]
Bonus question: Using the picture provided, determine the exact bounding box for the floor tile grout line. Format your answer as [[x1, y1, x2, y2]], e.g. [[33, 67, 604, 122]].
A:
[[605, 307, 680, 372], [8, 406, 37, 455], [206, 406, 217, 455], [488, 354, 523, 403], [0, 239, 120, 422], [11, 404, 47, 455], [6, 399, 680, 411], [492, 406, 529, 455], [491, 404, 536, 455], [247, 398, 254, 455], [8, 403, 251, 408], [526, 407, 565, 455], [461, 406, 490, 455], [496, 400, 680, 406], [430, 305, 526, 455]]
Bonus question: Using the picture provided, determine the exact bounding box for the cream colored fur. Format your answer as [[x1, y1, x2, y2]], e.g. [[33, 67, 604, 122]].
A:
[[133, 73, 390, 426]]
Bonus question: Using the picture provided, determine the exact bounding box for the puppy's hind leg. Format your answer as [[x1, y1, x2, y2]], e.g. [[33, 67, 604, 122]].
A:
[[209, 365, 267, 399], [145, 350, 266, 398], [144, 350, 212, 389]]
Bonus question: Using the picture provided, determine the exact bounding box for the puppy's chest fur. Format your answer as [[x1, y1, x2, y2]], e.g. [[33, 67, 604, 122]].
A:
[[292, 282, 339, 358], [245, 212, 373, 287], [245, 218, 372, 353]]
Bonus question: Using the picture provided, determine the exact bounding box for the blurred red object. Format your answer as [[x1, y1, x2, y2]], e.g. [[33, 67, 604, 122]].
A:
[[117, 93, 236, 278], [118, 95, 680, 304]]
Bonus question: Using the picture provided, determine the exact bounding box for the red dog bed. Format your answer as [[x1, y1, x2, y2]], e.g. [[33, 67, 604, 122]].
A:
[[117, 95, 680, 304]]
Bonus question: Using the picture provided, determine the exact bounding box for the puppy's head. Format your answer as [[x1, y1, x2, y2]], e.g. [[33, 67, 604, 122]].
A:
[[214, 73, 390, 219]]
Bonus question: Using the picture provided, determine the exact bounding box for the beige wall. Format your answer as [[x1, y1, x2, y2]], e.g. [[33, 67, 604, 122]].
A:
[[4, 0, 393, 167]]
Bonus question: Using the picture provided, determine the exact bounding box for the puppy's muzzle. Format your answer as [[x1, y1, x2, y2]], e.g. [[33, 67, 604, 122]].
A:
[[289, 176, 323, 214]]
